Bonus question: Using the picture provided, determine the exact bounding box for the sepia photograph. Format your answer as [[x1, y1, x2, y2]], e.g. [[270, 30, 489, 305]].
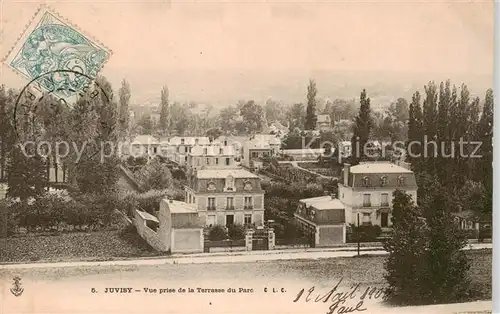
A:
[[0, 1, 494, 313]]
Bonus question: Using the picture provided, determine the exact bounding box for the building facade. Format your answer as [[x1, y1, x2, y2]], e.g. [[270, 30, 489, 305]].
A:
[[294, 196, 347, 247], [184, 168, 265, 227], [187, 144, 236, 171], [337, 162, 417, 228]]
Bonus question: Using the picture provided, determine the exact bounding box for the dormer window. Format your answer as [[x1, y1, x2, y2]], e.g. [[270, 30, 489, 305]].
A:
[[244, 181, 253, 191], [380, 176, 388, 187], [362, 176, 371, 187], [224, 140, 228, 146], [219, 148, 224, 154], [397, 175, 405, 186], [224, 175, 235, 191], [207, 181, 216, 191]]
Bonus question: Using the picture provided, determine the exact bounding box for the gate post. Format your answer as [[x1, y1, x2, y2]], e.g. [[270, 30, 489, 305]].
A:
[[268, 228, 275, 250], [245, 229, 254, 251]]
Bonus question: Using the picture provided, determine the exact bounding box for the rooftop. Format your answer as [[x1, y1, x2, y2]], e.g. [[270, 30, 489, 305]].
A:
[[350, 162, 413, 174], [196, 168, 259, 179], [299, 196, 345, 210], [163, 199, 198, 214], [132, 135, 160, 145]]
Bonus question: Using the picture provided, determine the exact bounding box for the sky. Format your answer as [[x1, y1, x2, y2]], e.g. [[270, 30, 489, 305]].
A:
[[0, 0, 494, 106]]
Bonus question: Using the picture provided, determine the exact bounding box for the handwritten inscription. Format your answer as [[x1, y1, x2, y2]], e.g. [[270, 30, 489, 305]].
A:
[[292, 278, 385, 314]]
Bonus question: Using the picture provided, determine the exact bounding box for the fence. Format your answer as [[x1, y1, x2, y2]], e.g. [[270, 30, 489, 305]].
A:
[[204, 239, 246, 253]]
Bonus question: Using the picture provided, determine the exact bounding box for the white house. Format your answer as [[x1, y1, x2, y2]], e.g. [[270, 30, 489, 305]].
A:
[[337, 162, 417, 228]]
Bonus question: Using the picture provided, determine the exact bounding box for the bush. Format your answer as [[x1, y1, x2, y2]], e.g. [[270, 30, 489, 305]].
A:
[[348, 224, 382, 242], [228, 224, 246, 240], [208, 225, 228, 241]]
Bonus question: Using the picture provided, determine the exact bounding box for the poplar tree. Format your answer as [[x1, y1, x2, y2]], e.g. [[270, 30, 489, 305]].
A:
[[422, 82, 438, 175], [350, 89, 372, 165], [407, 91, 423, 173], [159, 86, 170, 135], [118, 79, 131, 140], [304, 79, 317, 130]]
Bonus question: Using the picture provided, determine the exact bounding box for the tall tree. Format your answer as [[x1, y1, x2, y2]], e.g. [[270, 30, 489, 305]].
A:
[[350, 89, 372, 165], [118, 79, 131, 140], [304, 79, 318, 130], [384, 190, 428, 304], [423, 185, 471, 303], [7, 146, 47, 201], [159, 86, 170, 135], [474, 89, 493, 218], [240, 100, 264, 134], [422, 81, 438, 175], [286, 103, 305, 131], [436, 81, 451, 184], [407, 91, 424, 173]]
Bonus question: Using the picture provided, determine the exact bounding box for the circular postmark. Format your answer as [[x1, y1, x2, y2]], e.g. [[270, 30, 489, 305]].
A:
[[12, 69, 112, 141]]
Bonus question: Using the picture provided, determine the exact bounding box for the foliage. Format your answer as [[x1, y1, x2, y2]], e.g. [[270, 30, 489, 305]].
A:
[[228, 223, 246, 240], [7, 146, 47, 201], [350, 89, 372, 165], [159, 86, 170, 135], [383, 190, 429, 304], [305, 79, 318, 130], [384, 188, 471, 305], [75, 154, 120, 195], [348, 224, 382, 242], [135, 158, 173, 191], [240, 100, 264, 134], [208, 225, 228, 241], [118, 79, 131, 139], [286, 103, 306, 130], [206, 128, 222, 141], [137, 114, 154, 135]]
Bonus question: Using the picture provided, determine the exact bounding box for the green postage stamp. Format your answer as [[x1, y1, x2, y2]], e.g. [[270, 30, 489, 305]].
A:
[[4, 7, 111, 99]]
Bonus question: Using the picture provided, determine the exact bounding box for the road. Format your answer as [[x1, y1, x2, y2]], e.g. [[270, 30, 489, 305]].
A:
[[0, 250, 492, 314]]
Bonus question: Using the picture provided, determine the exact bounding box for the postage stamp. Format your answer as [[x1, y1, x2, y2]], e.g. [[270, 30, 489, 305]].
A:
[[3, 6, 111, 100]]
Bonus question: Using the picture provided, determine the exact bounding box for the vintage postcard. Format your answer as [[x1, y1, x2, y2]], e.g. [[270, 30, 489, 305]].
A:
[[0, 1, 494, 314]]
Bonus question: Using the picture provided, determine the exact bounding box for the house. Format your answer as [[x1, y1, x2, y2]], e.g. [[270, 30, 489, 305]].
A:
[[167, 136, 210, 166], [184, 168, 265, 228], [241, 135, 280, 169], [120, 135, 160, 160], [212, 135, 248, 160], [316, 114, 332, 131], [134, 198, 205, 253], [337, 162, 418, 228], [294, 195, 346, 247], [186, 144, 236, 171]]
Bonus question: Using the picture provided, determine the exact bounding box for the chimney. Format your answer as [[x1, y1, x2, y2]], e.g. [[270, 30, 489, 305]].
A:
[[343, 163, 350, 186]]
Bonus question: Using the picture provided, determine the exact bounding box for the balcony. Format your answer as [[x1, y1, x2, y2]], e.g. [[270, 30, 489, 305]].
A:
[[363, 203, 372, 208], [207, 206, 216, 211], [226, 206, 235, 210], [244, 205, 254, 210], [380, 202, 389, 207]]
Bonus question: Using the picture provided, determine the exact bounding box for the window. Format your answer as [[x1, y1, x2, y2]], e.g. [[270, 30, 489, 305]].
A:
[[192, 197, 196, 203], [181, 139, 185, 145], [244, 214, 252, 225], [244, 181, 253, 191], [362, 213, 371, 226], [184, 156, 188, 161], [225, 175, 234, 191], [362, 176, 371, 187], [363, 194, 371, 207], [224, 140, 228, 146], [380, 176, 388, 187], [206, 158, 210, 165], [226, 197, 234, 209], [225, 158, 230, 165], [219, 148, 224, 154], [244, 196, 253, 209], [397, 175, 405, 186], [203, 148, 208, 155], [207, 197, 216, 210], [207, 181, 216, 191], [381, 193, 389, 206], [216, 158, 219, 165], [153, 147, 157, 154], [381, 213, 389, 227], [176, 147, 180, 153]]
